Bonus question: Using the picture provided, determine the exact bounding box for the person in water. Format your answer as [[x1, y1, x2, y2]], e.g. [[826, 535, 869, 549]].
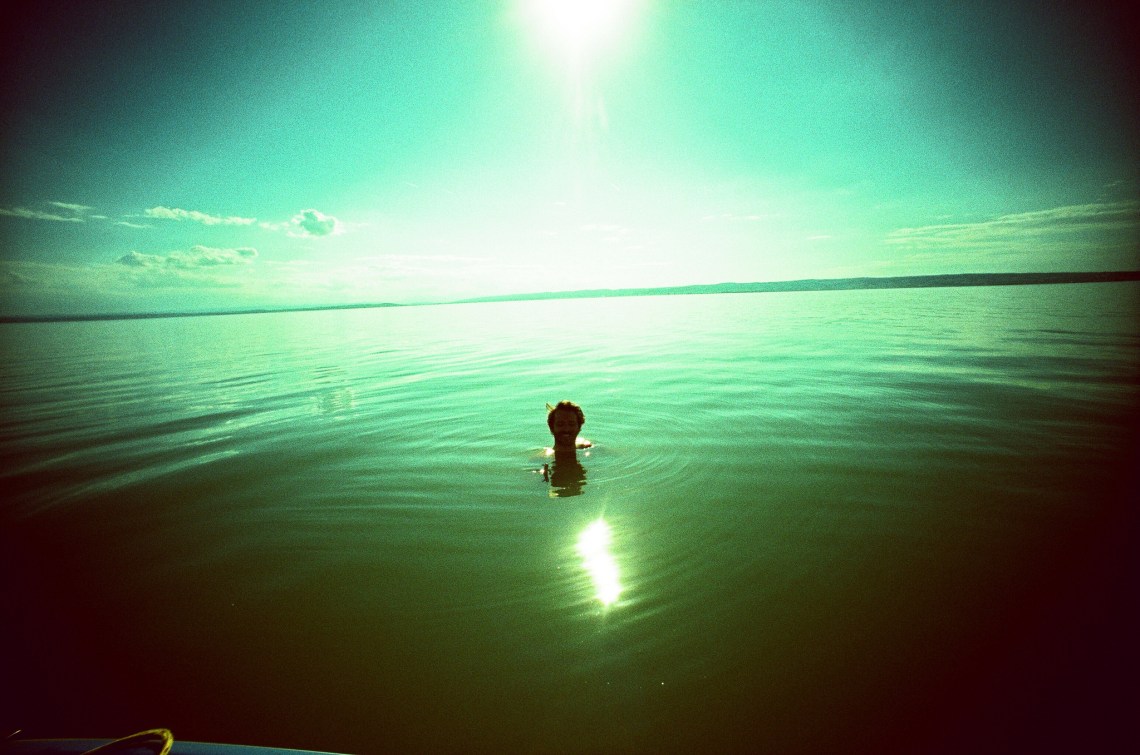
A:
[[543, 401, 589, 497], [547, 400, 591, 450]]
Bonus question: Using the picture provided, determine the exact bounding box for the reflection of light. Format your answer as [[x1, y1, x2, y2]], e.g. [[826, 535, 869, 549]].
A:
[[577, 518, 621, 606]]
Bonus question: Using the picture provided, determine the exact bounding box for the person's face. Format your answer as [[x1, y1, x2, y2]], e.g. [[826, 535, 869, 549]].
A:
[[551, 410, 580, 445]]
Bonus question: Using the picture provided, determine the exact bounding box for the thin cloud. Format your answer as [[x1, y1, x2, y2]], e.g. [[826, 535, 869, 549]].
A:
[[2, 266, 33, 285], [117, 246, 258, 269], [0, 206, 85, 223], [886, 201, 1140, 250], [48, 201, 94, 213], [144, 206, 257, 226], [112, 246, 258, 292], [6, 201, 345, 239]]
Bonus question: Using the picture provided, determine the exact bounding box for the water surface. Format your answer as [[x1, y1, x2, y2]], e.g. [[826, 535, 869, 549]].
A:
[[3, 284, 1137, 753]]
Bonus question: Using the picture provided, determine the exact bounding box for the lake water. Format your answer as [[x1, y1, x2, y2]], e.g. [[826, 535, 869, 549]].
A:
[[3, 284, 1137, 753]]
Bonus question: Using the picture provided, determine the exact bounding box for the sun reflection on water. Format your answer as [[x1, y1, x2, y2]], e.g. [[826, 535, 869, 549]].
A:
[[576, 518, 622, 606]]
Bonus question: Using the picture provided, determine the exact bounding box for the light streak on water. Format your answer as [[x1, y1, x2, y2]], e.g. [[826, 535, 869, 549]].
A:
[[576, 518, 622, 606]]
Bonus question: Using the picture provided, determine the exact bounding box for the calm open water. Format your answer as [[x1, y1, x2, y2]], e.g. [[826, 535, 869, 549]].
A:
[[2, 284, 1138, 753]]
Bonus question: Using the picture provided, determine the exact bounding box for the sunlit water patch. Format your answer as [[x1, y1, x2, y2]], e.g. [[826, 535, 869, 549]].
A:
[[576, 518, 622, 606]]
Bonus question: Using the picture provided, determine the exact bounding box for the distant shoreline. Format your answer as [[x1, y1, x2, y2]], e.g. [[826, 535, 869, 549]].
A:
[[0, 301, 401, 324], [455, 270, 1140, 304], [4, 271, 1138, 324]]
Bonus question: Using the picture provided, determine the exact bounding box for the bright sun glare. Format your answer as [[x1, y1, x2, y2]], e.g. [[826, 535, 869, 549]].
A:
[[577, 518, 622, 606], [523, 0, 636, 69]]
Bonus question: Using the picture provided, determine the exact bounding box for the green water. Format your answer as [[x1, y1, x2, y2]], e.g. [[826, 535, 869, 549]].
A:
[[3, 284, 1137, 753]]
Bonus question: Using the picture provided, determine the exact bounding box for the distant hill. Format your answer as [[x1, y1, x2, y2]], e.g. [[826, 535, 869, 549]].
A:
[[4, 271, 1137, 323], [0, 301, 400, 324], [455, 271, 1140, 304]]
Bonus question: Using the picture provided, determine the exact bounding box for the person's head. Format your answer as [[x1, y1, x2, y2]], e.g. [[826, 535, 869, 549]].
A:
[[547, 400, 585, 447]]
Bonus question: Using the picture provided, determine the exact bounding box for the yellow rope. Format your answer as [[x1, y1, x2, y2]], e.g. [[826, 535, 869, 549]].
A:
[[81, 728, 174, 755]]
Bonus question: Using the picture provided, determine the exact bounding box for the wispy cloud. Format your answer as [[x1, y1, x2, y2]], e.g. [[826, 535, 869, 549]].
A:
[[4, 201, 346, 240], [0, 257, 252, 315], [144, 206, 257, 226], [2, 245, 400, 317], [0, 206, 85, 222], [141, 205, 342, 237], [117, 245, 258, 269], [885, 201, 1140, 251], [104, 246, 260, 293], [2, 266, 33, 285], [48, 201, 94, 213]]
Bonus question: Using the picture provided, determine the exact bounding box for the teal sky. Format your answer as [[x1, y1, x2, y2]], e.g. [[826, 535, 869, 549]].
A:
[[2, 0, 1136, 315]]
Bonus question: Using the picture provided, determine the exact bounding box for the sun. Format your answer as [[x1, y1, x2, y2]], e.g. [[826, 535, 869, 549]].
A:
[[522, 0, 637, 70]]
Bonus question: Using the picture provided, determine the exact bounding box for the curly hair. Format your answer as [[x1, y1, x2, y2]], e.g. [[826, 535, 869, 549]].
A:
[[546, 400, 585, 432]]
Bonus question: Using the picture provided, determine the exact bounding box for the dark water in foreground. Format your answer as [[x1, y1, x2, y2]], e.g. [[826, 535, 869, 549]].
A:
[[3, 284, 1138, 753]]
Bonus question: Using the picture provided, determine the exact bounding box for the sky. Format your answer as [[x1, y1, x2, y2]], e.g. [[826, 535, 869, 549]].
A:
[[1, 0, 1137, 315]]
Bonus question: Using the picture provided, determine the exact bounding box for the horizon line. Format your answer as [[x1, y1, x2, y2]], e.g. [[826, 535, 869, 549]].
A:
[[3, 269, 1138, 324]]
